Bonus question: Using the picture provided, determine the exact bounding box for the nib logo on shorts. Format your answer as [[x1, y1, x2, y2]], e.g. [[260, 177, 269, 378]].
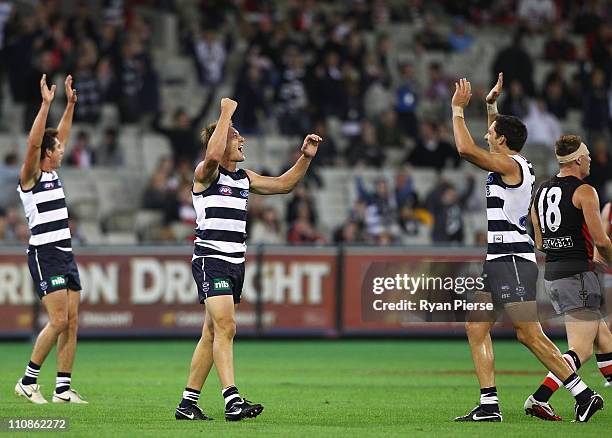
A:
[[50, 275, 66, 287], [213, 278, 231, 291]]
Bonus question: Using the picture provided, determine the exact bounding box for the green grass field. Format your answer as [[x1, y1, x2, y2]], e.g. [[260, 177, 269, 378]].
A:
[[0, 340, 609, 437]]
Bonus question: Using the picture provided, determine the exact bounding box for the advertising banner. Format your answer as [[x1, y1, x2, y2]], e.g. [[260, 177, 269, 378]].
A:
[[0, 247, 337, 338]]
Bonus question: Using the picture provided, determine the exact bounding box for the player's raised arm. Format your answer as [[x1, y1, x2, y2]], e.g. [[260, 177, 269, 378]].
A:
[[57, 75, 77, 145], [574, 185, 612, 263], [20, 74, 56, 189], [194, 98, 237, 185], [246, 134, 322, 195], [451, 78, 516, 175], [486, 72, 503, 128]]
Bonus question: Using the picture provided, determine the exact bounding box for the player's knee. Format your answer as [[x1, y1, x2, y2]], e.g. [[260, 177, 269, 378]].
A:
[[67, 314, 79, 331], [49, 315, 69, 333], [213, 317, 236, 339], [465, 321, 487, 342], [570, 345, 592, 364], [515, 325, 539, 347]]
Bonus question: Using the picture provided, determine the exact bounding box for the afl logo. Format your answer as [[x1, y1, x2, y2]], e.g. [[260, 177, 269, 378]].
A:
[[44, 182, 54, 189], [218, 186, 232, 196], [486, 174, 493, 184], [240, 190, 249, 198]]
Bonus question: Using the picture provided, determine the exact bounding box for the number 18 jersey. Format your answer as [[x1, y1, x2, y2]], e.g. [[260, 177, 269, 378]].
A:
[[533, 175, 593, 280]]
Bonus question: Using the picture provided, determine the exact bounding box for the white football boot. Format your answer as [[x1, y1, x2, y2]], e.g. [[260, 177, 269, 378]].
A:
[[15, 379, 48, 404], [52, 388, 88, 404]]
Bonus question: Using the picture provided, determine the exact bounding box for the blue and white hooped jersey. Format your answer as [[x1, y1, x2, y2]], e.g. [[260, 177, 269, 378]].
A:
[[17, 170, 72, 250], [192, 166, 249, 264], [486, 154, 536, 262]]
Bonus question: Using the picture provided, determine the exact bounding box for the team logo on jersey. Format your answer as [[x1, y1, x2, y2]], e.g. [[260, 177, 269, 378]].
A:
[[240, 190, 249, 198], [519, 215, 527, 228], [218, 186, 233, 196], [44, 182, 55, 189], [39, 281, 48, 291], [213, 278, 231, 291]]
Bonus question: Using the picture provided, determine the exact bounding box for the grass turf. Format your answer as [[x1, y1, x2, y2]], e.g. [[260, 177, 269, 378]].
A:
[[0, 340, 609, 437]]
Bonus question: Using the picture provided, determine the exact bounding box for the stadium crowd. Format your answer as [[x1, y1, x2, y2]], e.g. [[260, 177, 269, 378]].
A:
[[0, 0, 610, 246]]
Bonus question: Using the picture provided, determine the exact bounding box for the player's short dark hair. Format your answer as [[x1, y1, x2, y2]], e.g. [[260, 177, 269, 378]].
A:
[[494, 115, 527, 152], [201, 122, 217, 150], [555, 135, 582, 158], [40, 128, 59, 161]]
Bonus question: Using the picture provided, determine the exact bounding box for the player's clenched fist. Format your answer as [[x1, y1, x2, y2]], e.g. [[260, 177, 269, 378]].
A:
[[221, 98, 238, 114], [301, 134, 322, 158]]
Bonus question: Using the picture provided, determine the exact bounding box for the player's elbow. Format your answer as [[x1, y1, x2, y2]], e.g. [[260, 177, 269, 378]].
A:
[[456, 143, 472, 159]]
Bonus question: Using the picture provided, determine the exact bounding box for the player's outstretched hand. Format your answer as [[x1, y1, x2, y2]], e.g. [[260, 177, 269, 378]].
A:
[[452, 78, 472, 108], [301, 134, 322, 158], [65, 75, 77, 104], [486, 72, 503, 104], [221, 98, 238, 115], [40, 74, 56, 104]]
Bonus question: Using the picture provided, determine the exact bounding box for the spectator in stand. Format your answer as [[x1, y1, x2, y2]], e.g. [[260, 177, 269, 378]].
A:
[[333, 219, 366, 244], [355, 175, 397, 239], [315, 50, 346, 118], [375, 109, 403, 149], [112, 34, 159, 123], [544, 24, 576, 61], [394, 167, 419, 208], [68, 214, 86, 246], [543, 77, 569, 120], [406, 122, 460, 169], [492, 30, 535, 96], [275, 45, 310, 136], [517, 0, 556, 33], [500, 79, 529, 118], [177, 183, 196, 241], [0, 0, 14, 119], [310, 120, 338, 167], [416, 13, 449, 52], [426, 176, 475, 244], [191, 27, 227, 86], [394, 62, 420, 139], [448, 17, 474, 53], [142, 157, 179, 224], [153, 103, 209, 163], [580, 62, 610, 144], [0, 151, 19, 210], [233, 61, 269, 135], [93, 127, 123, 166], [24, 51, 57, 131], [67, 131, 94, 169], [585, 137, 610, 204], [397, 203, 423, 241], [286, 184, 318, 227], [587, 22, 611, 81], [250, 207, 285, 244], [346, 120, 386, 167], [287, 202, 326, 245], [73, 39, 102, 123], [423, 61, 455, 121], [524, 98, 562, 150]]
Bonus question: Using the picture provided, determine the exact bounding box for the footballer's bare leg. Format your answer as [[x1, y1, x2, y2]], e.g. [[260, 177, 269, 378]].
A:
[[565, 310, 600, 364], [32, 291, 69, 365], [455, 292, 502, 422], [175, 307, 215, 420], [206, 295, 236, 389], [15, 290, 68, 404], [53, 290, 87, 403], [56, 290, 80, 373], [508, 301, 602, 422], [186, 306, 215, 390], [506, 302, 574, 380], [595, 319, 612, 386], [465, 293, 499, 389]]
